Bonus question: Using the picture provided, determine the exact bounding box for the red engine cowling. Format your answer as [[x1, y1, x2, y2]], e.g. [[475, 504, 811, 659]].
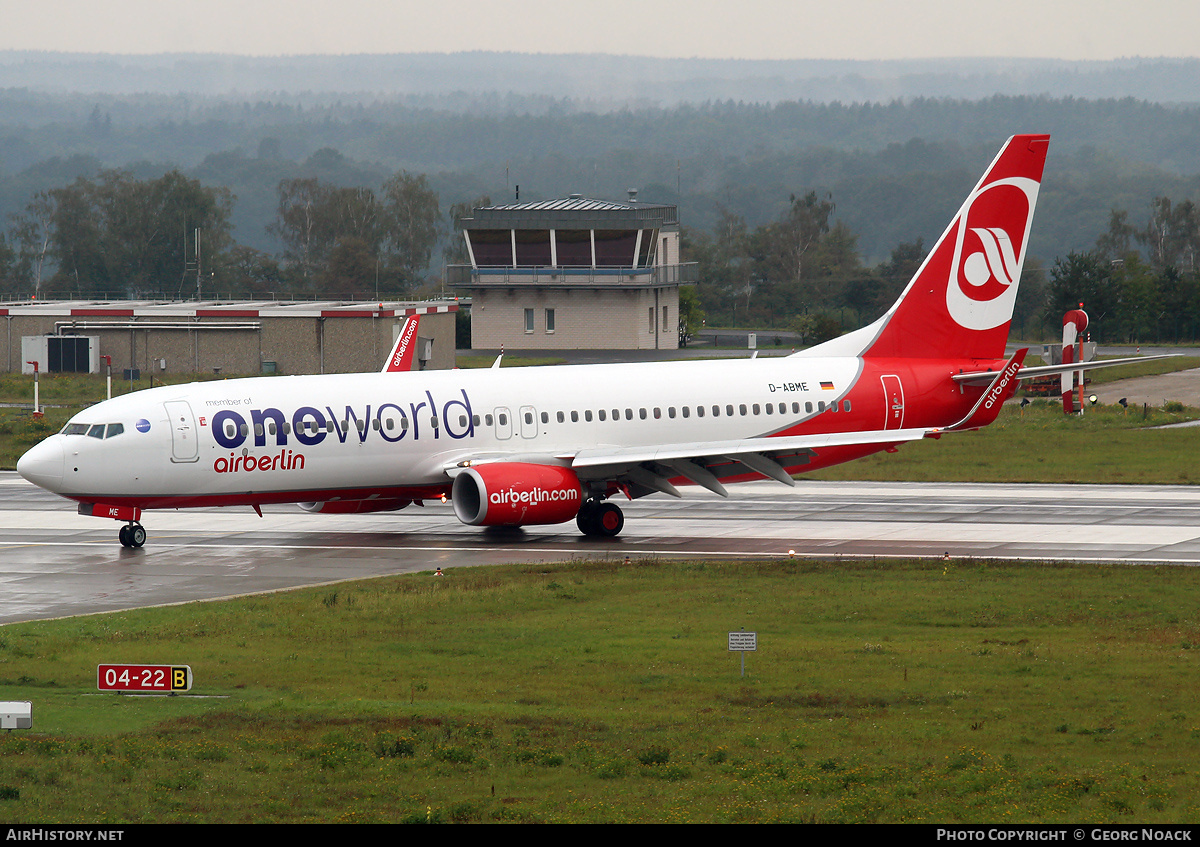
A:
[[298, 498, 411, 514], [452, 463, 583, 527]]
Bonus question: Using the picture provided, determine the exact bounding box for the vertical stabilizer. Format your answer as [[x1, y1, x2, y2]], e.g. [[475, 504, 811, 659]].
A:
[[381, 314, 421, 373], [864, 134, 1050, 361]]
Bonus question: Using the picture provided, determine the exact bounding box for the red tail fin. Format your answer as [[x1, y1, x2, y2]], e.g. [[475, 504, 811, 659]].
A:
[[381, 314, 420, 373], [865, 134, 1050, 360]]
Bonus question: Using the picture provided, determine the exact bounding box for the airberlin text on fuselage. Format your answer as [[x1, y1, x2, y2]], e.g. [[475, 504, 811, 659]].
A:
[[208, 389, 475, 456]]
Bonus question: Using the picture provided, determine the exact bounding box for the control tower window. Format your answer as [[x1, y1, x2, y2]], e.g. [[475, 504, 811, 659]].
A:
[[556, 230, 592, 267], [514, 230, 552, 266], [465, 229, 512, 266], [593, 230, 638, 266]]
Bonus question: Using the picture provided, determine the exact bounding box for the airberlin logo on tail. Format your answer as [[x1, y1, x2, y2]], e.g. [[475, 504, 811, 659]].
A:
[[946, 177, 1040, 331]]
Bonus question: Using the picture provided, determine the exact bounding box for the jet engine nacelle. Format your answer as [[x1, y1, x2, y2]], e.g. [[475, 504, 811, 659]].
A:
[[451, 463, 583, 527], [298, 498, 411, 515]]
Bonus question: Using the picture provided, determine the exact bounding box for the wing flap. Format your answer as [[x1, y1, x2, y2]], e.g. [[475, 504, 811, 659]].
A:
[[568, 427, 930, 472]]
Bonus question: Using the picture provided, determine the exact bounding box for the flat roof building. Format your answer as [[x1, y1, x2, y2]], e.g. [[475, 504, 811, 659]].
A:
[[1, 299, 458, 376], [447, 195, 697, 350]]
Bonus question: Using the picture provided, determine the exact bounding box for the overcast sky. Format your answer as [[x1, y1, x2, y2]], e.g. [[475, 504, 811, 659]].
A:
[[4, 0, 1199, 61]]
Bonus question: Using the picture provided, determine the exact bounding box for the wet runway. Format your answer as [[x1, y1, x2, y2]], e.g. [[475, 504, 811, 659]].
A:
[[3, 471, 1200, 624]]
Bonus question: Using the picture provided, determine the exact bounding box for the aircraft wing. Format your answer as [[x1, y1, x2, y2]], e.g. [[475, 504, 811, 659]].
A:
[[567, 428, 929, 470], [441, 428, 930, 499], [564, 428, 930, 497]]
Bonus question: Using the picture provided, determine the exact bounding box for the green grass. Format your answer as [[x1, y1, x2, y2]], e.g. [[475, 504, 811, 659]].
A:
[[808, 400, 1200, 484], [1, 557, 1199, 822], [1082, 355, 1200, 385]]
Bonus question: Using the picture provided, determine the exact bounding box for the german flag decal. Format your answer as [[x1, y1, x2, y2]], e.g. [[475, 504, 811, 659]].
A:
[[820, 381, 835, 390]]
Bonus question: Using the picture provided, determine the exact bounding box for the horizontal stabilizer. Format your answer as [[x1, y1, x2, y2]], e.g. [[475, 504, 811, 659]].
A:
[[952, 354, 1176, 386], [940, 348, 1026, 432]]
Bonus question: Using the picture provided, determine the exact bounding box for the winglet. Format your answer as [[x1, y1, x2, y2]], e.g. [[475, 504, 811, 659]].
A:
[[381, 314, 420, 373], [938, 348, 1027, 433]]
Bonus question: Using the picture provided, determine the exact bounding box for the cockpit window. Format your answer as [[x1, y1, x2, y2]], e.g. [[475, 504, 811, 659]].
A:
[[63, 422, 126, 439]]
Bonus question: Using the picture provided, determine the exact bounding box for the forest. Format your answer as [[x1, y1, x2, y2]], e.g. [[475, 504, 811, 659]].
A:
[[2, 78, 1200, 344]]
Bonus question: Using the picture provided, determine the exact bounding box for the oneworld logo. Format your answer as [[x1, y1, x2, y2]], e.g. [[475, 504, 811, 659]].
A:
[[208, 389, 475, 454], [946, 177, 1039, 331]]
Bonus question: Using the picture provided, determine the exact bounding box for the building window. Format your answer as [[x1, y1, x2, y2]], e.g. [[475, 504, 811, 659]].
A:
[[662, 305, 669, 331], [514, 230, 552, 266], [594, 230, 639, 266], [648, 307, 654, 333], [545, 308, 555, 333], [524, 308, 534, 333], [465, 229, 513, 266], [555, 230, 592, 267]]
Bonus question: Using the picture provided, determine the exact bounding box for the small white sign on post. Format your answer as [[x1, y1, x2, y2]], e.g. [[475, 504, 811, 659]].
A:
[[729, 630, 757, 677], [0, 701, 32, 730]]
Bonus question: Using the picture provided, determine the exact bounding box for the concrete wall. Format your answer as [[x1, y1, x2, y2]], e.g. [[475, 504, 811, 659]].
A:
[[469, 286, 679, 350]]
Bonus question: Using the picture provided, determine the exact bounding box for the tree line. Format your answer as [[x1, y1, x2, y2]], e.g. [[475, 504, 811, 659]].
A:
[[0, 167, 445, 300], [689, 191, 1200, 345], [3, 162, 1200, 346], [1045, 198, 1200, 343]]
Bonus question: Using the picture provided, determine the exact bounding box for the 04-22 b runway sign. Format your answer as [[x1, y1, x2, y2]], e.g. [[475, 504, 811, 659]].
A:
[[97, 664, 192, 693]]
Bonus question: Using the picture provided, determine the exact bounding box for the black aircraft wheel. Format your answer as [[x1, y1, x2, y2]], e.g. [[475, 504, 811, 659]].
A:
[[593, 502, 624, 537], [128, 524, 147, 548], [118, 525, 131, 547], [576, 500, 600, 535]]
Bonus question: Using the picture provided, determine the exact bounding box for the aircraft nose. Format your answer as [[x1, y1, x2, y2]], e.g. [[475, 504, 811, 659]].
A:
[[17, 438, 64, 491]]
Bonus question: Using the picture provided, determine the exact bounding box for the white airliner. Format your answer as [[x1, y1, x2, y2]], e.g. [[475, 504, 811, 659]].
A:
[[16, 133, 1145, 548]]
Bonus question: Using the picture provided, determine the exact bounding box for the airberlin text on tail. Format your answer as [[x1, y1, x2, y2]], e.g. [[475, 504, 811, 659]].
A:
[[382, 314, 421, 373], [866, 134, 1050, 361]]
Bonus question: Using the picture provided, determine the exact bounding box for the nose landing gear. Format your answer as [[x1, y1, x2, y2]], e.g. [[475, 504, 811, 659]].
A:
[[118, 523, 147, 548]]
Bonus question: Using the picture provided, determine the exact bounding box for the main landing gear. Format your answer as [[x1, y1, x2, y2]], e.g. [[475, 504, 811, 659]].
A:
[[118, 523, 147, 549], [576, 499, 624, 537]]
